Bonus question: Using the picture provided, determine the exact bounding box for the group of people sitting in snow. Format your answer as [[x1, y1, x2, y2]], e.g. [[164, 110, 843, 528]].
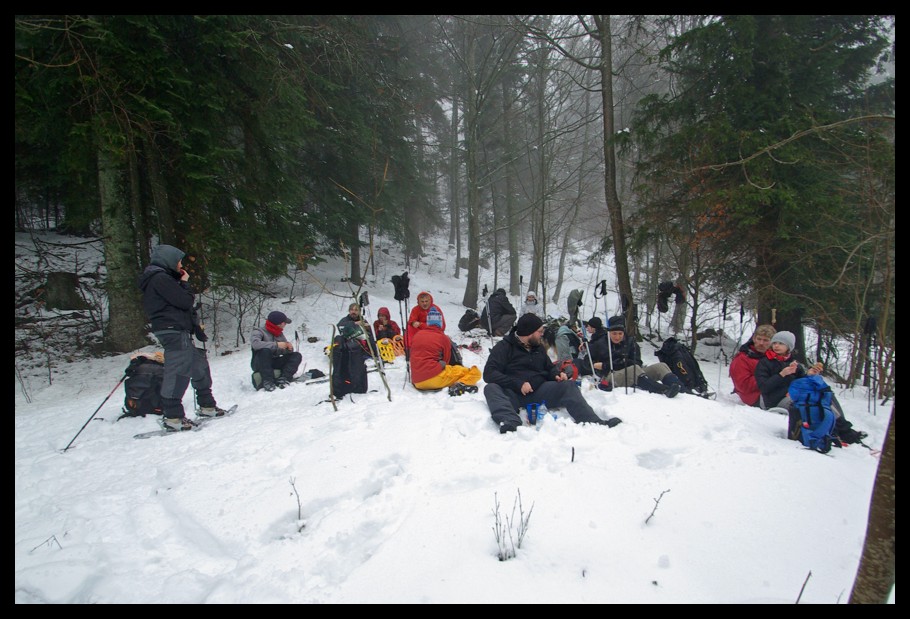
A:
[[140, 244, 866, 439]]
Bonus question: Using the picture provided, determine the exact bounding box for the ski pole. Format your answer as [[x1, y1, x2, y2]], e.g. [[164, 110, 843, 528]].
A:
[[482, 285, 494, 346], [62, 374, 127, 452], [716, 298, 727, 393], [517, 275, 523, 318], [577, 320, 597, 378]]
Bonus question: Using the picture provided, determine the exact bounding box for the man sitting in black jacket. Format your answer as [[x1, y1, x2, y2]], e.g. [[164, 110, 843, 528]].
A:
[[482, 314, 622, 433], [588, 316, 681, 398]]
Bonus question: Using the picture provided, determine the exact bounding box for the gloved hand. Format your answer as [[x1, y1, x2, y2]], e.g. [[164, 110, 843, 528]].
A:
[[194, 324, 208, 342]]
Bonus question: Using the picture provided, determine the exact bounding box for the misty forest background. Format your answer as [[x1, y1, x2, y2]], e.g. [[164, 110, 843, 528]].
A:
[[14, 16, 894, 603]]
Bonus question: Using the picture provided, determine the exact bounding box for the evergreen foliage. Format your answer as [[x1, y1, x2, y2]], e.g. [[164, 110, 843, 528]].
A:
[[628, 15, 893, 355]]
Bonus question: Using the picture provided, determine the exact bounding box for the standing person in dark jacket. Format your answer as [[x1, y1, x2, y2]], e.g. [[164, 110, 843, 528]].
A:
[[480, 288, 517, 337], [251, 310, 302, 391], [589, 316, 681, 397], [482, 314, 621, 433], [138, 244, 226, 431], [729, 324, 776, 406]]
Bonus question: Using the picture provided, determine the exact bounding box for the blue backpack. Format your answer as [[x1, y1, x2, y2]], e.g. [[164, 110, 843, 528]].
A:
[[788, 376, 839, 454]]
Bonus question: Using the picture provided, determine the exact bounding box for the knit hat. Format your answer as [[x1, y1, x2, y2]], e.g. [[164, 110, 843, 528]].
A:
[[586, 316, 603, 330], [526, 291, 537, 300], [427, 306, 443, 328], [515, 313, 544, 336], [770, 331, 795, 351], [267, 310, 291, 325], [607, 316, 625, 331]]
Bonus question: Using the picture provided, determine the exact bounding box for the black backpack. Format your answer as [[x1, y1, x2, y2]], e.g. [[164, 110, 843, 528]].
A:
[[331, 337, 368, 397], [655, 337, 709, 395], [458, 309, 481, 332], [122, 355, 165, 417]]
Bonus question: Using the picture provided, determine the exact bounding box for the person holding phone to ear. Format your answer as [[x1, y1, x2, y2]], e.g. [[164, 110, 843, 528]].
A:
[[138, 244, 227, 431]]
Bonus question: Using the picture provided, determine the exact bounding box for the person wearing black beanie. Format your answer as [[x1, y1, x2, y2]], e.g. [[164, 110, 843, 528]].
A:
[[515, 313, 544, 336], [481, 315, 622, 434]]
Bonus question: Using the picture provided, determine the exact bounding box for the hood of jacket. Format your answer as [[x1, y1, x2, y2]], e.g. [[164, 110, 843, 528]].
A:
[[137, 264, 169, 292], [150, 244, 185, 272]]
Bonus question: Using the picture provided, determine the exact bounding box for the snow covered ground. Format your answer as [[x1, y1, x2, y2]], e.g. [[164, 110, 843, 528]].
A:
[[14, 233, 892, 603]]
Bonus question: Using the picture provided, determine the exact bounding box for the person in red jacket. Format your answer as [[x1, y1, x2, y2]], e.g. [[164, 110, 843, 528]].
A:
[[373, 307, 401, 341], [409, 312, 480, 391], [729, 324, 775, 406], [406, 291, 446, 345]]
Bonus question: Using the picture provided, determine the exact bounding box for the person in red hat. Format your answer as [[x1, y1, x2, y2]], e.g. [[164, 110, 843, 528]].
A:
[[251, 310, 302, 391]]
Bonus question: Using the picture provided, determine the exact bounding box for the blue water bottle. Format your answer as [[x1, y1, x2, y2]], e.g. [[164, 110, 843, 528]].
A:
[[526, 403, 538, 425]]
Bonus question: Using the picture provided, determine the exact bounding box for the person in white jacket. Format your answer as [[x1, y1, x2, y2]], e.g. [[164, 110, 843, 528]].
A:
[[520, 290, 540, 317]]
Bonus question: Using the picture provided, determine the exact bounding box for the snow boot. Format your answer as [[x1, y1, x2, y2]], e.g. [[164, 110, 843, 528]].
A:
[[662, 373, 681, 399], [198, 406, 228, 417], [499, 421, 518, 434], [163, 417, 197, 432], [636, 374, 667, 396]]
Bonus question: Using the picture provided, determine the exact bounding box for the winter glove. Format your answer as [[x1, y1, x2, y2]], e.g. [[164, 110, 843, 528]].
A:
[[193, 324, 208, 342]]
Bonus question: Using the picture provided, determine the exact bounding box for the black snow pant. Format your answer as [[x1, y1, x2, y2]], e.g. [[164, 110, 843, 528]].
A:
[[251, 348, 303, 382], [483, 380, 608, 429]]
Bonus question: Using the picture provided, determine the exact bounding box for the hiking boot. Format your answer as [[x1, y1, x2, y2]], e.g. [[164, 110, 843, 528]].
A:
[[276, 376, 293, 389], [605, 417, 623, 428], [163, 417, 196, 432], [198, 406, 228, 417], [499, 422, 518, 434], [262, 381, 277, 392], [636, 374, 666, 395], [662, 374, 681, 399]]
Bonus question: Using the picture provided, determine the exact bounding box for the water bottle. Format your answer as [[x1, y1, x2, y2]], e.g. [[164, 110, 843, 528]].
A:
[[537, 401, 549, 429], [526, 403, 538, 425]]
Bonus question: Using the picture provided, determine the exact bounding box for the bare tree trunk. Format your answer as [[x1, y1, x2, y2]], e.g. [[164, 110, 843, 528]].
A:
[[98, 145, 147, 352], [127, 146, 149, 268], [593, 15, 637, 338], [348, 219, 362, 286], [449, 91, 461, 279], [849, 406, 895, 604], [502, 78, 520, 298], [461, 36, 480, 309]]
